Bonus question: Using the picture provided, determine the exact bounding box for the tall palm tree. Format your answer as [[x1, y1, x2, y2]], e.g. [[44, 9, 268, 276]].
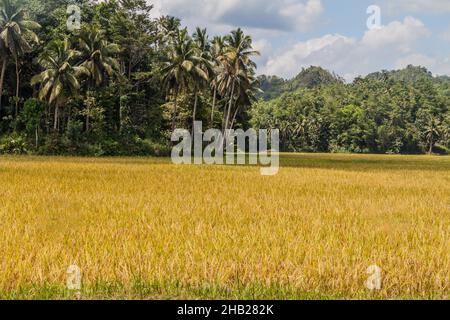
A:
[[191, 27, 212, 129], [77, 26, 119, 131], [158, 16, 181, 44], [0, 0, 40, 115], [77, 26, 120, 87], [31, 39, 88, 130], [209, 36, 225, 126], [0, 36, 7, 115], [217, 28, 259, 131], [229, 72, 261, 129], [162, 28, 207, 131]]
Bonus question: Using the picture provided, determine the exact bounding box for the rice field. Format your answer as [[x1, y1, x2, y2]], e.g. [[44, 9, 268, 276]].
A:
[[0, 154, 449, 300]]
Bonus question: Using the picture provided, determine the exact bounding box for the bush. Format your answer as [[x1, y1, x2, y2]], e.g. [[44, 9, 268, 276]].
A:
[[145, 139, 171, 157], [0, 134, 28, 155], [37, 134, 67, 155]]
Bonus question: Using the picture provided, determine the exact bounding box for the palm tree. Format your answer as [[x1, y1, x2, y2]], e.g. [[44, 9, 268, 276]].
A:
[[424, 116, 440, 154], [191, 27, 212, 129], [0, 0, 40, 115], [209, 36, 225, 126], [31, 39, 88, 130], [158, 16, 181, 46], [78, 27, 120, 87], [162, 28, 207, 131], [0, 36, 7, 115], [77, 26, 119, 131], [229, 72, 261, 129], [217, 28, 259, 131]]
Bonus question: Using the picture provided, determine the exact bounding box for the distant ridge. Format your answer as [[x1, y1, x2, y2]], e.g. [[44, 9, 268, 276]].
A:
[[258, 65, 450, 101], [257, 66, 343, 101]]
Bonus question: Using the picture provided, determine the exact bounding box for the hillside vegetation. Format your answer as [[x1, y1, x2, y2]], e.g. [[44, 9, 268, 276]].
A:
[[252, 65, 450, 154], [0, 1, 448, 156]]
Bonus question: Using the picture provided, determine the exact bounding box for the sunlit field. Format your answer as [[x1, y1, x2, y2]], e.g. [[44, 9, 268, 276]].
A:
[[0, 154, 448, 300]]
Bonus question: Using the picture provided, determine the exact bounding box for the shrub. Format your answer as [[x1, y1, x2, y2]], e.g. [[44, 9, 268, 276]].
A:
[[0, 134, 28, 155], [37, 134, 67, 155]]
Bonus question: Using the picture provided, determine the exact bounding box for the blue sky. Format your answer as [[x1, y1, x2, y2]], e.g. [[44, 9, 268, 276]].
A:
[[150, 0, 450, 80]]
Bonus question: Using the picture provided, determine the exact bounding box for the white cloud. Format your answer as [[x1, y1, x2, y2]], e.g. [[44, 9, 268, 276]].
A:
[[150, 0, 323, 32], [146, 1, 449, 79], [395, 54, 436, 69], [260, 17, 434, 80], [263, 34, 356, 78], [396, 54, 450, 76], [362, 17, 430, 52]]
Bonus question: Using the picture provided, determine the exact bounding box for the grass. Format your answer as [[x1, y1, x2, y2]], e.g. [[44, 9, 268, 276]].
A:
[[0, 154, 448, 300]]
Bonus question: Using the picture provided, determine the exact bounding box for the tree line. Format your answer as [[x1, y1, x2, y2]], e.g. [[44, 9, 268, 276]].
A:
[[0, 0, 259, 155], [0, 0, 448, 156], [253, 66, 450, 154]]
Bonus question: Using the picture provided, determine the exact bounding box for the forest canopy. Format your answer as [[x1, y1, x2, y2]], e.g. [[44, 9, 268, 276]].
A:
[[0, 0, 448, 156]]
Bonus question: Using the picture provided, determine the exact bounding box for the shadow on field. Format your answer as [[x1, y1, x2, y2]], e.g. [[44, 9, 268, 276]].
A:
[[1, 154, 449, 173], [278, 154, 450, 172]]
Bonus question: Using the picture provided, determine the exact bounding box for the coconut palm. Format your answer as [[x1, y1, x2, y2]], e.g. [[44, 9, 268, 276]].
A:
[[162, 28, 208, 130], [229, 72, 261, 129], [209, 36, 225, 125], [217, 28, 259, 131], [77, 26, 119, 131], [77, 26, 120, 87], [0, 0, 40, 115], [0, 37, 7, 115], [31, 39, 88, 130], [191, 27, 212, 129], [158, 16, 181, 44]]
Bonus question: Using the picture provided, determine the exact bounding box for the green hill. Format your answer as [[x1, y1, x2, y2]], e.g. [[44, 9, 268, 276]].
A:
[[257, 66, 343, 100], [364, 65, 433, 82]]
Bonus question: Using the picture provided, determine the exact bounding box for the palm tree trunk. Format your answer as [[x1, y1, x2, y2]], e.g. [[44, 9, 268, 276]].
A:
[[128, 59, 132, 80], [211, 87, 217, 127], [225, 81, 235, 131], [222, 81, 236, 149], [230, 105, 241, 130], [54, 104, 59, 131], [0, 58, 7, 115], [429, 138, 433, 155], [35, 127, 39, 148], [15, 56, 20, 117], [119, 107, 122, 132], [172, 88, 179, 131], [86, 104, 90, 132], [193, 89, 198, 131]]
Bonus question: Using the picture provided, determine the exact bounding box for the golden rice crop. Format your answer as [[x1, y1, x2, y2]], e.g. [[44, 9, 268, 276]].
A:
[[0, 154, 448, 299]]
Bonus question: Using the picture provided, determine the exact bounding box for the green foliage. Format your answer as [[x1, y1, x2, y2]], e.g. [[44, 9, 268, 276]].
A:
[[251, 69, 450, 154], [21, 98, 44, 131], [0, 132, 27, 154], [0, 1, 448, 156], [257, 66, 344, 101]]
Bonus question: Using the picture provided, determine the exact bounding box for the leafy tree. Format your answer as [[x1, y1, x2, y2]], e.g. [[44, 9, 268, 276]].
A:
[[191, 27, 212, 129], [162, 28, 206, 130], [21, 97, 44, 147], [217, 28, 259, 131], [77, 26, 119, 131], [31, 39, 88, 130], [0, 0, 40, 114]]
